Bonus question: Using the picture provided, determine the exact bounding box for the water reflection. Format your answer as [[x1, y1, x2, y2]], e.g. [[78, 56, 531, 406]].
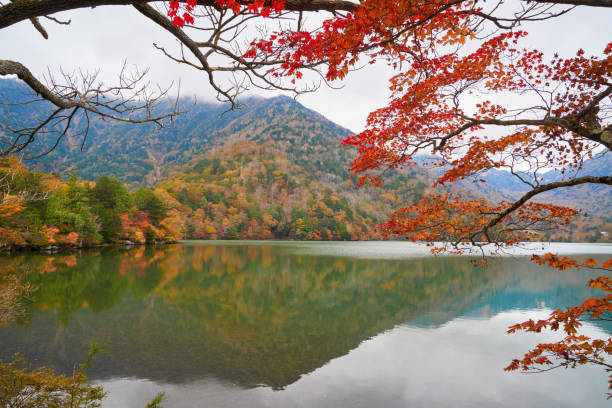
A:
[[0, 242, 611, 406], [99, 312, 610, 408]]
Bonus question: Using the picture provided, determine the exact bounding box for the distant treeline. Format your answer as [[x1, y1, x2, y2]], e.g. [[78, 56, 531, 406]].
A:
[[2, 151, 607, 249], [0, 154, 380, 250]]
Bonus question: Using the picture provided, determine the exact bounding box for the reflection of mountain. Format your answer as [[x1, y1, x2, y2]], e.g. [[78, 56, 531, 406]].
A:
[[0, 244, 607, 389], [412, 255, 606, 327]]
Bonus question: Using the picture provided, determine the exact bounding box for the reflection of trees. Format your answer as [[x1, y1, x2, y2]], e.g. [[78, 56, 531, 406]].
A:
[[0, 274, 34, 329], [1, 248, 165, 325], [0, 245, 606, 389]]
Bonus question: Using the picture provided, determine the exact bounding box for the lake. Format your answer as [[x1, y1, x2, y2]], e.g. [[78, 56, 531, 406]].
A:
[[1, 241, 612, 407]]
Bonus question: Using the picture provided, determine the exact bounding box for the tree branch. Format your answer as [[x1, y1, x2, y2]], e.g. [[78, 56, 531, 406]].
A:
[[0, 60, 73, 109], [532, 0, 612, 7], [133, 3, 238, 104], [481, 175, 612, 236], [0, 0, 360, 30], [457, 106, 612, 151], [0, 59, 181, 156]]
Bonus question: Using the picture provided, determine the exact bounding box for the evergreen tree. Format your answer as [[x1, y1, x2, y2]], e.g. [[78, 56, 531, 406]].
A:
[[134, 188, 167, 224], [91, 176, 132, 242]]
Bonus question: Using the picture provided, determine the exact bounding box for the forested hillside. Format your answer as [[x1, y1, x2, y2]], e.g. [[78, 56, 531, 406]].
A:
[[1, 79, 609, 243], [155, 141, 384, 240], [1, 79, 355, 187]]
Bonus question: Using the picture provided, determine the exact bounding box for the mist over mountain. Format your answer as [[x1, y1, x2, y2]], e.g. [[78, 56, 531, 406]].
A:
[[2, 79, 353, 187]]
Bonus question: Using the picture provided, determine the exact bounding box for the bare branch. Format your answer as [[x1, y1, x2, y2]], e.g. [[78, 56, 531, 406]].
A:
[[28, 16, 48, 38], [0, 59, 182, 156]]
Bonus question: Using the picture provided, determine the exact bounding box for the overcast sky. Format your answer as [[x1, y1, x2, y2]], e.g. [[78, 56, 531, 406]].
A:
[[1, 3, 611, 133]]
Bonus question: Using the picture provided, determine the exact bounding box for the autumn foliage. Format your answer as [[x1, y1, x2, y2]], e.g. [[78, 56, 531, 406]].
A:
[[378, 194, 580, 246], [0, 158, 181, 249], [154, 142, 378, 241], [167, 0, 612, 394], [0, 347, 105, 408]]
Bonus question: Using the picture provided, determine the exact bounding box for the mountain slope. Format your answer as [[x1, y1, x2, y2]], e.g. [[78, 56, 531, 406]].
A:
[[1, 79, 610, 241], [2, 79, 354, 187]]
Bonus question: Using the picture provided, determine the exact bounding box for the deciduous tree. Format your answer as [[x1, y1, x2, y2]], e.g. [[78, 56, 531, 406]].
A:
[[233, 0, 612, 393]]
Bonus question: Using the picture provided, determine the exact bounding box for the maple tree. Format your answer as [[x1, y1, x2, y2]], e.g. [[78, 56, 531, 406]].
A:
[[167, 0, 612, 394], [505, 267, 612, 396]]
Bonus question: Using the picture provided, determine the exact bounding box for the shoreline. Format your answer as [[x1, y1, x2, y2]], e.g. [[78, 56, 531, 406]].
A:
[[0, 240, 174, 254]]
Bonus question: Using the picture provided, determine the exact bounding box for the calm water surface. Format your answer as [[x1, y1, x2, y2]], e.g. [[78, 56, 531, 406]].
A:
[[1, 241, 612, 407]]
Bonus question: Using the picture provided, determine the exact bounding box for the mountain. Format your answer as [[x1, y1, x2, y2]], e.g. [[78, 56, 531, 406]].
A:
[[1, 79, 610, 242], [2, 79, 355, 187], [1, 79, 426, 240], [478, 152, 612, 224]]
